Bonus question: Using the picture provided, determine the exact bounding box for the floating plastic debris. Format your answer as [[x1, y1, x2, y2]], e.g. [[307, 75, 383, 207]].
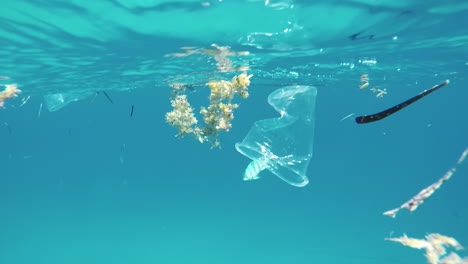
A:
[[236, 85, 317, 187], [43, 92, 94, 112]]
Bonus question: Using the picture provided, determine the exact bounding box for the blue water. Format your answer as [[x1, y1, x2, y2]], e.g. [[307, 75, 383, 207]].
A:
[[1, 1, 468, 263]]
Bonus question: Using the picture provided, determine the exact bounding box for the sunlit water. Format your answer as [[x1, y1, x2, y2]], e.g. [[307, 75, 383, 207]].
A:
[[1, 1, 468, 264]]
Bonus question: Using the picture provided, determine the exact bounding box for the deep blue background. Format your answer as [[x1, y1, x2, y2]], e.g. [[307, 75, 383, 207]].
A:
[[2, 74, 467, 264]]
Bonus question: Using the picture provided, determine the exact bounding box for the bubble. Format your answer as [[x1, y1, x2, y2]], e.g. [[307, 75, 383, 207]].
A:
[[235, 85, 317, 187]]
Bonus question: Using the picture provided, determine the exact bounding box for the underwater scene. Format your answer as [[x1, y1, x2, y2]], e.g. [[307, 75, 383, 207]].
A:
[[1, 0, 468, 263]]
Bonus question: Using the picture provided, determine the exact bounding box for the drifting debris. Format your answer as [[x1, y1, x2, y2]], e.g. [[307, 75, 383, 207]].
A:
[[440, 252, 468, 264], [457, 148, 468, 164], [339, 113, 356, 122], [386, 234, 431, 249], [386, 233, 467, 264], [20, 96, 31, 107], [371, 87, 387, 98], [356, 80, 449, 124], [383, 147, 468, 218], [0, 83, 21, 108], [360, 73, 369, 89]]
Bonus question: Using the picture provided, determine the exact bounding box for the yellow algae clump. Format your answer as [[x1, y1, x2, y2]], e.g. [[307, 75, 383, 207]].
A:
[[0, 83, 21, 108], [166, 73, 252, 147], [165, 94, 198, 136]]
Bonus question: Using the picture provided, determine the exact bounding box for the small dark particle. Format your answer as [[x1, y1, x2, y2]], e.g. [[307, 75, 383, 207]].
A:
[[349, 32, 361, 40], [102, 91, 114, 104], [349, 31, 374, 41], [356, 80, 450, 124], [130, 105, 134, 117]]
